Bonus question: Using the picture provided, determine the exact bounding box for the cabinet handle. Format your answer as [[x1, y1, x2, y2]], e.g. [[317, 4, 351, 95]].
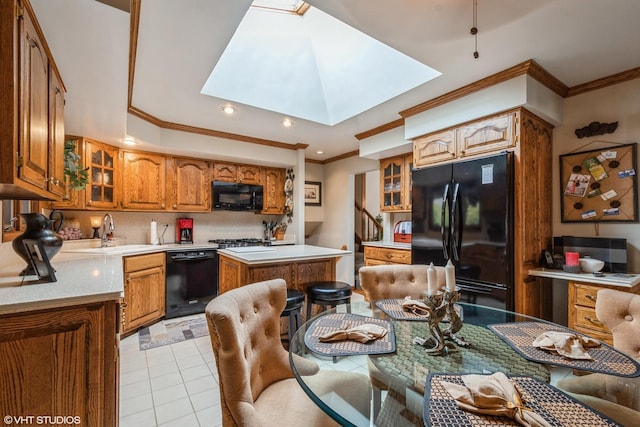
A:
[[126, 275, 131, 282], [584, 316, 603, 326], [585, 294, 597, 302], [449, 152, 455, 156]]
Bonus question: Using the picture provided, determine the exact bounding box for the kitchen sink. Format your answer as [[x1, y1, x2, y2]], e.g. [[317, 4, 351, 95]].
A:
[[62, 244, 165, 255]]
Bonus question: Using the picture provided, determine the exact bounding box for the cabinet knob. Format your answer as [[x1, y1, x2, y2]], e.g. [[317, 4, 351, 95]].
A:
[[584, 316, 603, 326], [585, 294, 597, 302], [173, 204, 177, 209], [449, 152, 455, 156]]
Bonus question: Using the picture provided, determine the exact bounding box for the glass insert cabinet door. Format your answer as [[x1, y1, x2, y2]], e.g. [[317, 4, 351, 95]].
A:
[[381, 156, 407, 211], [85, 140, 118, 209]]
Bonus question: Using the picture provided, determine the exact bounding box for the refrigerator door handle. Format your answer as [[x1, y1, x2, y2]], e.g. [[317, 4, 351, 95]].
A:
[[450, 182, 462, 262], [441, 184, 450, 260]]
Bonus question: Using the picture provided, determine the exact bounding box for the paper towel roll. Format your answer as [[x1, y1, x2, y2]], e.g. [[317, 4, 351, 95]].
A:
[[150, 219, 158, 245]]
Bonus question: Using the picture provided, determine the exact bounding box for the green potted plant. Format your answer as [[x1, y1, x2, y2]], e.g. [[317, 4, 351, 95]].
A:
[[64, 139, 89, 191]]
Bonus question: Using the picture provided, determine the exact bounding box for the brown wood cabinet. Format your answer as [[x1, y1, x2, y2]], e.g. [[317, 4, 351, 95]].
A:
[[85, 138, 119, 210], [213, 162, 262, 184], [567, 281, 640, 345], [380, 153, 412, 212], [412, 108, 552, 318], [168, 157, 211, 211], [0, 0, 66, 200], [414, 111, 518, 168], [121, 252, 165, 335], [364, 245, 411, 266], [218, 254, 336, 295], [0, 300, 119, 426], [121, 150, 167, 210], [262, 167, 285, 214]]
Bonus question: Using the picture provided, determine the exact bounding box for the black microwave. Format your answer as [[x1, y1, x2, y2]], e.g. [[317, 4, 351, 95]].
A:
[[212, 181, 263, 211]]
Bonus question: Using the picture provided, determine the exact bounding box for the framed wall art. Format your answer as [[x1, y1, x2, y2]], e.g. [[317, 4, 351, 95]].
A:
[[560, 142, 637, 223], [304, 181, 322, 206]]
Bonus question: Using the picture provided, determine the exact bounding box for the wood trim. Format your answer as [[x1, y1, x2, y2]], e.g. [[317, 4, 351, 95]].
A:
[[355, 118, 404, 141], [127, 106, 307, 151], [127, 0, 141, 109], [305, 149, 360, 165], [399, 60, 569, 119], [566, 66, 640, 97]]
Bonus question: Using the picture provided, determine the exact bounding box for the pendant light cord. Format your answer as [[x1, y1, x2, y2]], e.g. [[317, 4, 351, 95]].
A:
[[470, 0, 479, 59]]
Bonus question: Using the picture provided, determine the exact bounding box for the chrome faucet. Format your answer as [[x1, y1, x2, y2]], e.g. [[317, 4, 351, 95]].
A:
[[101, 213, 115, 247]]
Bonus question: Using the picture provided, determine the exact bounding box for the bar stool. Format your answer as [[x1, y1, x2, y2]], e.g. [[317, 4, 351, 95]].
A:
[[280, 288, 305, 348], [304, 281, 352, 322]]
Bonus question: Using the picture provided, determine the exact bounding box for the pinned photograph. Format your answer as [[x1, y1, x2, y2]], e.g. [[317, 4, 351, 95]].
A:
[[564, 173, 591, 197]]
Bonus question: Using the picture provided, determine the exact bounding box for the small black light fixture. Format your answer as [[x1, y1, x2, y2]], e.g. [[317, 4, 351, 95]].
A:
[[470, 0, 479, 59]]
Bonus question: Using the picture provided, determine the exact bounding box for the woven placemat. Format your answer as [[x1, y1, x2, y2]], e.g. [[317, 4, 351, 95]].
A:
[[489, 322, 640, 377], [424, 373, 621, 427], [304, 313, 396, 357], [371, 322, 550, 394], [375, 298, 463, 321]]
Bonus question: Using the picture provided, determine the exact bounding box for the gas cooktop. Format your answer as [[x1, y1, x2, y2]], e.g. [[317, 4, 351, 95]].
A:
[[208, 238, 270, 249]]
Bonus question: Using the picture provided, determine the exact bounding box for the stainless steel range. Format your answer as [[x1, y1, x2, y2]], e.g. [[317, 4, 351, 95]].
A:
[[208, 238, 270, 248]]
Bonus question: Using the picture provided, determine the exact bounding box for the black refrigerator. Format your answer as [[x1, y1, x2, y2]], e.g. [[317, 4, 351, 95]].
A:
[[411, 152, 514, 311]]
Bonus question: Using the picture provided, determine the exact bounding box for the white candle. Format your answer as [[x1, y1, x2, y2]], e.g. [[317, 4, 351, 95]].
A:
[[427, 262, 438, 295], [445, 259, 456, 292]]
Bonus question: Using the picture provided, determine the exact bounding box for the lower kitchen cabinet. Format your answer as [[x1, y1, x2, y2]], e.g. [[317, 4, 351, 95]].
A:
[[364, 245, 411, 266], [121, 252, 165, 335], [218, 254, 336, 294], [567, 281, 640, 345], [0, 300, 119, 427]]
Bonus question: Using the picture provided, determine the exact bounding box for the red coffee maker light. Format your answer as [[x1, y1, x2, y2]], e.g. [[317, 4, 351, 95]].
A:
[[564, 251, 579, 266], [176, 218, 194, 244]]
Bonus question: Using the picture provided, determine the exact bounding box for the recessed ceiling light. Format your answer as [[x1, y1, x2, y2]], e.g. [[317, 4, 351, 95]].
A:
[[221, 105, 235, 114], [316, 150, 323, 154], [282, 118, 294, 127], [123, 136, 137, 145]]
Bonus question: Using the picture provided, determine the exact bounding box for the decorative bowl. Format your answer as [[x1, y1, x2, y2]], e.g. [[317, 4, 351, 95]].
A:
[[579, 258, 605, 273]]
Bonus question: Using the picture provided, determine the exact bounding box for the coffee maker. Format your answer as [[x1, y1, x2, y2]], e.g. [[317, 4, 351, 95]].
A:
[[176, 218, 194, 244]]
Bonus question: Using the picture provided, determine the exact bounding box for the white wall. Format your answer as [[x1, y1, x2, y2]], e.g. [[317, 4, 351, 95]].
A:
[[553, 79, 640, 272], [311, 156, 380, 284]]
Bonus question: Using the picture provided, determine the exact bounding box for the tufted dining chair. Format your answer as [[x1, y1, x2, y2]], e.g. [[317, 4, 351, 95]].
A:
[[205, 278, 371, 427], [557, 288, 640, 426], [359, 264, 445, 419]]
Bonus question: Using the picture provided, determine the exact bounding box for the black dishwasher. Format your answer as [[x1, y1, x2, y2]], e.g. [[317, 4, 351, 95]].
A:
[[165, 248, 218, 319]]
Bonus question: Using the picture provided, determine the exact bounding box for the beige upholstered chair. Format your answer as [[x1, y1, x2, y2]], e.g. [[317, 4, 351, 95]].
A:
[[359, 264, 445, 301], [205, 278, 371, 427], [557, 288, 640, 426], [359, 264, 445, 418]]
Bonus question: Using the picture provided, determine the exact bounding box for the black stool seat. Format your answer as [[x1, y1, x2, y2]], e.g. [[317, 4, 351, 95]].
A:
[[281, 288, 304, 348]]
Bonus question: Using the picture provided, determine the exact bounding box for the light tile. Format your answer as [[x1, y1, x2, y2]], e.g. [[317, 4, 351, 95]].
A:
[[158, 412, 199, 427], [189, 389, 219, 412], [180, 364, 213, 382], [120, 379, 152, 400], [119, 392, 154, 418], [119, 408, 157, 427], [150, 371, 184, 392], [146, 349, 176, 367], [196, 405, 222, 427], [176, 353, 206, 370], [171, 340, 200, 359], [120, 354, 149, 374], [152, 383, 188, 407], [148, 360, 179, 379], [184, 375, 217, 397], [154, 397, 194, 425], [120, 367, 150, 387]]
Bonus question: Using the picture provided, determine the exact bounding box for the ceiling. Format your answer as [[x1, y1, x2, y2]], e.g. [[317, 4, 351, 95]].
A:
[[31, 0, 640, 162]]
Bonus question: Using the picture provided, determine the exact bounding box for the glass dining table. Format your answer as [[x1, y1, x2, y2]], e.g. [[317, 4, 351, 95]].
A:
[[288, 300, 639, 427]]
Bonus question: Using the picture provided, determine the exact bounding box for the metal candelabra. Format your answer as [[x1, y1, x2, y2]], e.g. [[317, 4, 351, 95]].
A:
[[421, 288, 470, 355]]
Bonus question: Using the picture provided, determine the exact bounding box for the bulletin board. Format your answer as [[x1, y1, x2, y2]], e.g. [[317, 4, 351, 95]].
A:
[[560, 143, 637, 222]]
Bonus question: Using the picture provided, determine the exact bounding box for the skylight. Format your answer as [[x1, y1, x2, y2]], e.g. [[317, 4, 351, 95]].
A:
[[201, 2, 441, 126], [251, 0, 309, 15]]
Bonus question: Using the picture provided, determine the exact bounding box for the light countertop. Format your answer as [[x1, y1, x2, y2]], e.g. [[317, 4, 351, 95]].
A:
[[361, 241, 411, 250], [0, 252, 125, 316], [218, 244, 350, 264], [529, 267, 640, 289]]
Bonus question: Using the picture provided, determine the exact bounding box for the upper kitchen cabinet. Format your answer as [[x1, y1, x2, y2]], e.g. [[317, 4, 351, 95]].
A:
[[85, 138, 119, 210], [261, 167, 285, 214], [168, 157, 210, 212], [121, 151, 167, 210], [0, 0, 66, 200], [213, 162, 262, 184], [414, 111, 519, 168], [380, 153, 412, 212]]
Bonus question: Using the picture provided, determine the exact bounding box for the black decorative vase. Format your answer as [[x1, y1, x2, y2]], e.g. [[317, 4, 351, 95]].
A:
[[12, 213, 63, 276]]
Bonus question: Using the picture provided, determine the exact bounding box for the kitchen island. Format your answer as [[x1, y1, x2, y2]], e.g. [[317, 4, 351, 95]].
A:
[[217, 244, 350, 295], [0, 251, 122, 426]]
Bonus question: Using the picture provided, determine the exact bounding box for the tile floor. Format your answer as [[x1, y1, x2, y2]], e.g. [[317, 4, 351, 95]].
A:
[[118, 291, 569, 426]]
